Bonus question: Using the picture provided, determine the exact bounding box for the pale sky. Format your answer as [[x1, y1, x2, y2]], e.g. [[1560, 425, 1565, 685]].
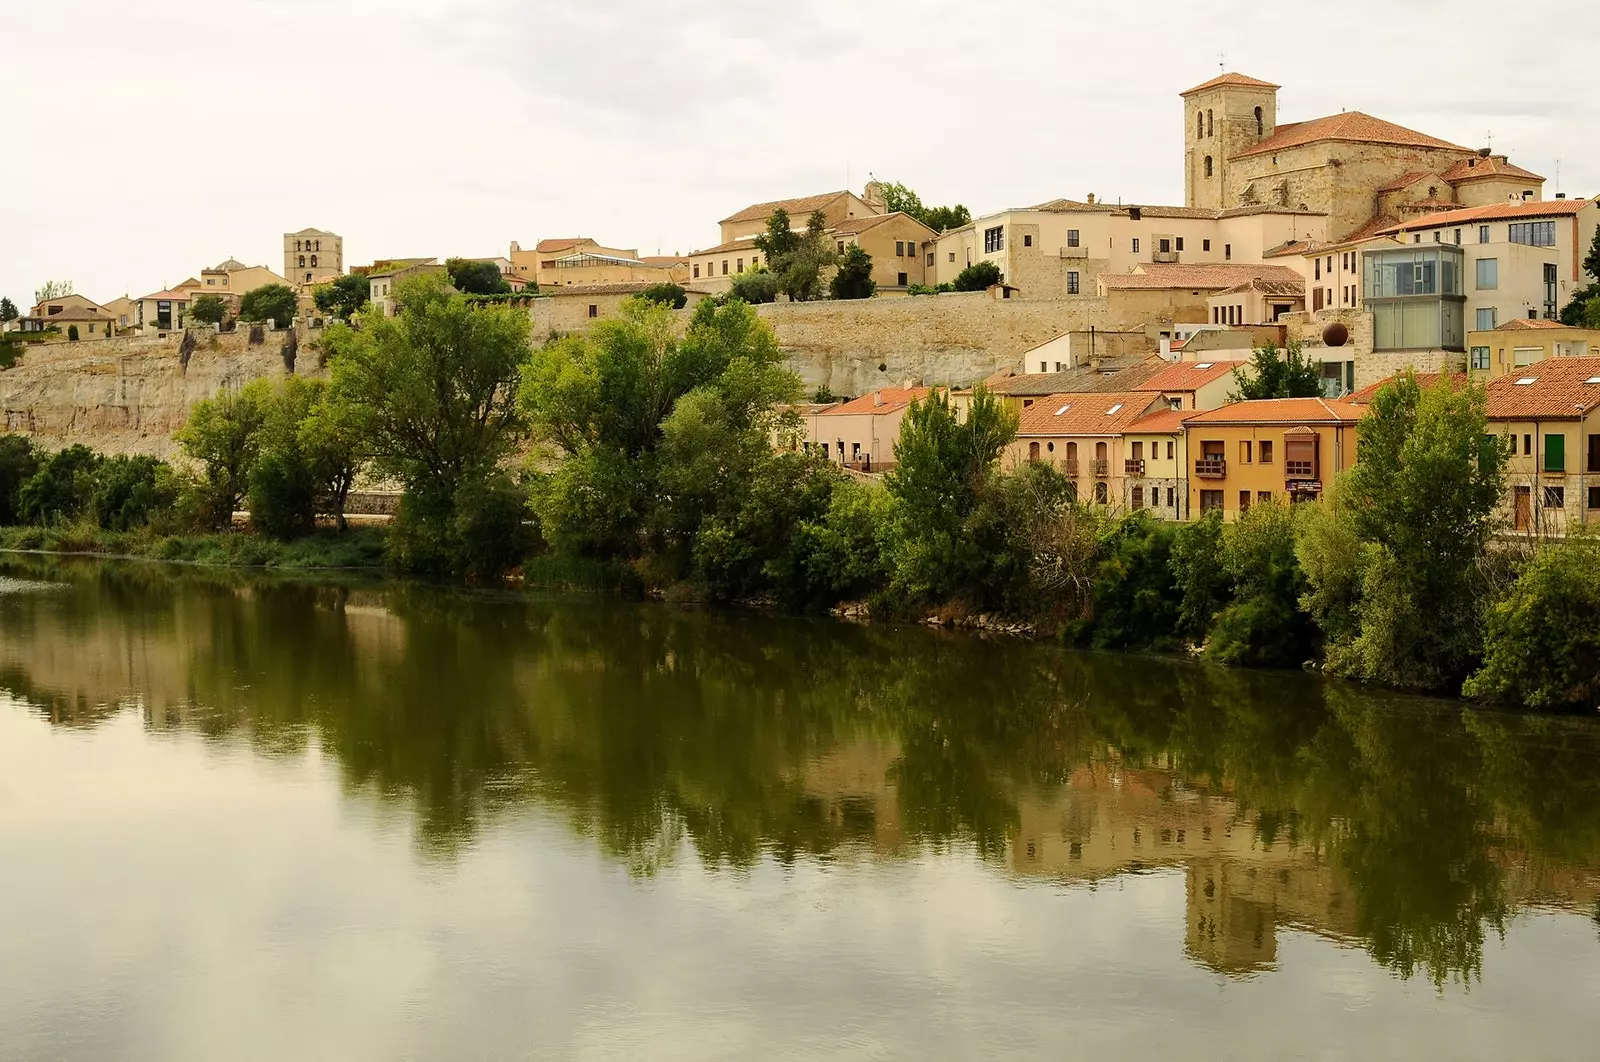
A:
[[2, 0, 1594, 308]]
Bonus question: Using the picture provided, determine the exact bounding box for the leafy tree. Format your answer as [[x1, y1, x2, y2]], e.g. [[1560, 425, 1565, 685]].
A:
[[0, 297, 17, 322], [811, 385, 840, 404], [1335, 373, 1509, 691], [325, 273, 530, 563], [247, 377, 322, 539], [952, 261, 1001, 292], [1085, 515, 1181, 649], [0, 435, 40, 524], [1170, 509, 1229, 643], [66, 325, 79, 342], [728, 268, 779, 305], [189, 294, 227, 325], [1230, 340, 1323, 400], [874, 180, 971, 232], [830, 244, 876, 300], [1295, 489, 1371, 647], [313, 273, 371, 320], [33, 280, 72, 305], [1464, 538, 1600, 709], [1558, 226, 1600, 325], [298, 385, 365, 532], [18, 444, 101, 524], [922, 204, 973, 232], [638, 283, 688, 310], [754, 209, 835, 302], [175, 382, 271, 529], [753, 208, 801, 265], [444, 258, 510, 296], [1208, 500, 1318, 668], [796, 478, 893, 606], [238, 283, 299, 327], [88, 455, 178, 532]]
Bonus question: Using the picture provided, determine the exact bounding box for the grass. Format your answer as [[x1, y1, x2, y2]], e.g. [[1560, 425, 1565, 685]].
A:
[[0, 522, 389, 570], [522, 553, 643, 594]]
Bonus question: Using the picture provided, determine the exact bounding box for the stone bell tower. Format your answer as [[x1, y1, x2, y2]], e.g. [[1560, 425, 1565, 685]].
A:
[[1182, 73, 1280, 211]]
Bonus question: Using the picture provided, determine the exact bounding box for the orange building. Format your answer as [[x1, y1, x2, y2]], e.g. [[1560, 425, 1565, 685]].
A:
[[1182, 397, 1363, 518]]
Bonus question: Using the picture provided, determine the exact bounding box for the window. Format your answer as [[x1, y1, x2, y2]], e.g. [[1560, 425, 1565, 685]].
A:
[[1204, 156, 1213, 178], [295, 240, 301, 252], [1476, 307, 1497, 330], [1470, 346, 1490, 370], [1259, 440, 1273, 464], [1094, 481, 1108, 504], [722, 260, 729, 275], [1131, 441, 1144, 460], [1454, 228, 1462, 246], [1478, 225, 1491, 244], [896, 241, 904, 256], [837, 241, 846, 254], [1167, 487, 1176, 507], [1066, 271, 1080, 295], [1476, 258, 1498, 290], [1545, 433, 1566, 472], [587, 304, 598, 318], [1523, 433, 1533, 456], [948, 252, 956, 262], [1315, 258, 1322, 280], [1207, 109, 1214, 137], [898, 272, 908, 287], [1508, 220, 1556, 247], [1240, 440, 1252, 463], [1203, 239, 1211, 252], [693, 264, 700, 278], [298, 255, 306, 267], [1239, 490, 1252, 512], [926, 252, 934, 266], [1224, 243, 1231, 261], [1131, 486, 1144, 510], [1067, 229, 1080, 248], [1545, 262, 1559, 318], [1196, 111, 1204, 139], [737, 258, 744, 272], [984, 226, 1004, 253], [1254, 105, 1264, 136], [1176, 237, 1184, 251], [1023, 234, 1033, 248], [310, 255, 317, 267], [1200, 490, 1224, 514], [1258, 491, 1272, 505], [1166, 441, 1174, 459], [314, 240, 320, 252], [1543, 485, 1565, 510], [1132, 238, 1141, 253]]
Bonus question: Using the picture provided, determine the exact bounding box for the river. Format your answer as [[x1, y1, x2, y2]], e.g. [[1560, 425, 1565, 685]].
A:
[[1, 557, 1598, 1060]]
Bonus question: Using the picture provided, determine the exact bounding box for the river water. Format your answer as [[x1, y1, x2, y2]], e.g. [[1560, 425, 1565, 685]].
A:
[[1, 557, 1598, 1061]]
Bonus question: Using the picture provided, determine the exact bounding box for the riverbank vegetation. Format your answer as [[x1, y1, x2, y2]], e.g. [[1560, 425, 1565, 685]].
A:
[[3, 279, 1597, 709]]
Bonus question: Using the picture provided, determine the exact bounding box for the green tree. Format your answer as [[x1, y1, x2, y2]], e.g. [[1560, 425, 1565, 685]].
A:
[[175, 382, 271, 529], [638, 283, 688, 309], [444, 258, 511, 296], [33, 280, 72, 304], [0, 435, 41, 524], [66, 325, 79, 342], [952, 261, 1001, 292], [728, 268, 779, 305], [247, 377, 321, 539], [238, 283, 299, 327], [1463, 538, 1600, 710], [88, 455, 179, 532], [875, 180, 971, 232], [1295, 489, 1372, 648], [189, 294, 227, 325], [312, 273, 371, 320], [325, 273, 530, 562], [1170, 509, 1229, 644], [1230, 340, 1323, 400], [18, 444, 101, 524], [829, 244, 876, 300], [753, 208, 801, 265], [0, 297, 17, 322], [1336, 373, 1509, 690], [1558, 226, 1600, 325], [796, 478, 893, 606], [922, 204, 973, 232], [1207, 500, 1318, 668], [1085, 515, 1181, 649], [298, 384, 365, 532], [755, 209, 835, 302]]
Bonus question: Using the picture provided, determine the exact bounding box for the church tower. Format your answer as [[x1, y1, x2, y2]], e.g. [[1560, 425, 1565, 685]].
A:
[[1182, 73, 1280, 211]]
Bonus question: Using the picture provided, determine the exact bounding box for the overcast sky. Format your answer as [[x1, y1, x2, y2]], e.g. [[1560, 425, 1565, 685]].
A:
[[2, 0, 1594, 307]]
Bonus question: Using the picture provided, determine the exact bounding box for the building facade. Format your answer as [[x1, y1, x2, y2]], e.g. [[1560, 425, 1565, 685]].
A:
[[284, 228, 344, 288], [1181, 398, 1362, 520]]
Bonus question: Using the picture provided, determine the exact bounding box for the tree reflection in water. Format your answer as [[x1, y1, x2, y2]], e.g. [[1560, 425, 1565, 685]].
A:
[[2, 555, 1599, 988]]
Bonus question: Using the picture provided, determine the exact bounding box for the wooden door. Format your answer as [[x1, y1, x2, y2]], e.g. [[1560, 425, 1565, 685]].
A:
[[1514, 486, 1531, 531]]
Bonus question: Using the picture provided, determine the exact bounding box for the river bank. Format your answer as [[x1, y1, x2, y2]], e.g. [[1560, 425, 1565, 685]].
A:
[[0, 524, 387, 570]]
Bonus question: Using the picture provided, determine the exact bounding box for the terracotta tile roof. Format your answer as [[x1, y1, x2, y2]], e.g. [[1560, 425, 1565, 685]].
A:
[[831, 211, 936, 237], [1184, 397, 1364, 425], [1372, 197, 1590, 236], [1232, 111, 1472, 159], [1135, 360, 1245, 393], [1398, 196, 1461, 214], [289, 227, 335, 237], [536, 238, 589, 253], [1127, 407, 1193, 433], [1029, 198, 1116, 214], [1265, 240, 1315, 259], [1496, 318, 1568, 331], [819, 387, 932, 417], [1115, 204, 1221, 220], [987, 359, 1166, 396], [1099, 263, 1305, 290], [26, 307, 116, 323], [1347, 372, 1465, 404], [690, 237, 760, 256], [1484, 359, 1600, 420], [1377, 171, 1434, 194], [138, 289, 195, 301], [721, 190, 853, 225], [1440, 155, 1544, 184], [1180, 72, 1280, 97], [539, 282, 664, 297], [1016, 392, 1169, 436], [640, 255, 687, 265], [1216, 204, 1327, 218], [1215, 277, 1305, 297]]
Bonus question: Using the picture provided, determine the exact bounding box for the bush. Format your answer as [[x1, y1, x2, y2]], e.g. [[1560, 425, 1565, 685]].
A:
[[190, 294, 227, 325], [1463, 540, 1600, 709], [952, 261, 1001, 292], [1170, 510, 1229, 644], [450, 474, 537, 582], [829, 245, 876, 300], [248, 448, 317, 540], [1085, 514, 1180, 649], [727, 269, 779, 305], [797, 478, 894, 608], [638, 283, 688, 310], [18, 445, 101, 524], [88, 455, 179, 531], [0, 435, 41, 524], [1206, 500, 1318, 668], [238, 283, 298, 327]]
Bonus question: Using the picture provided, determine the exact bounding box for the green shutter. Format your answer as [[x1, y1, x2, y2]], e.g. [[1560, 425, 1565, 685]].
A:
[[1545, 433, 1565, 472]]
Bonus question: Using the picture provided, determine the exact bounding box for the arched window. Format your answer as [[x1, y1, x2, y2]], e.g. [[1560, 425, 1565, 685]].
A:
[[1067, 441, 1078, 465], [295, 240, 301, 252], [1196, 111, 1204, 139], [1095, 441, 1108, 461], [1206, 109, 1214, 137], [1028, 441, 1040, 462], [314, 240, 320, 251], [1428, 186, 1437, 198], [1204, 156, 1213, 178], [1094, 481, 1108, 505], [298, 255, 306, 267], [310, 254, 317, 267], [1254, 106, 1263, 136]]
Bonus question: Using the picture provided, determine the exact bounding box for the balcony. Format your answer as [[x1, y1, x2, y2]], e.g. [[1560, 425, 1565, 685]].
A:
[[1195, 458, 1227, 478], [1285, 460, 1316, 478], [1091, 459, 1110, 477], [1063, 459, 1080, 476], [1059, 245, 1088, 259], [1124, 459, 1145, 476], [1152, 250, 1180, 264]]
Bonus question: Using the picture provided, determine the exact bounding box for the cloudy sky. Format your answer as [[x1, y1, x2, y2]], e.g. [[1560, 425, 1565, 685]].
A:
[[2, 0, 1593, 307]]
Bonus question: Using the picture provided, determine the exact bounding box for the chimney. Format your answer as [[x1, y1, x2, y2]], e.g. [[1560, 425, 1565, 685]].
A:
[[1159, 336, 1173, 359], [873, 390, 883, 407], [1086, 193, 1096, 205], [1557, 192, 1567, 200]]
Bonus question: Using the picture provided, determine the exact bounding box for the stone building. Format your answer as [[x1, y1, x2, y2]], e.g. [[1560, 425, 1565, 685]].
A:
[[284, 228, 343, 288], [509, 238, 689, 290]]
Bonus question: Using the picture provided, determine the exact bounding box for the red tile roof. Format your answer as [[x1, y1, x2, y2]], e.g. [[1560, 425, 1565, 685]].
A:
[[138, 289, 194, 301], [1377, 171, 1434, 194], [1136, 360, 1244, 393], [819, 387, 932, 417], [1440, 155, 1544, 184], [1184, 397, 1364, 425], [535, 238, 589, 253], [1497, 318, 1568, 331], [1373, 198, 1590, 236], [1126, 407, 1193, 433], [1335, 213, 1403, 246], [1232, 111, 1472, 159], [1016, 392, 1169, 436], [1484, 359, 1600, 419], [721, 190, 855, 225], [1180, 72, 1280, 97], [1099, 263, 1305, 290]]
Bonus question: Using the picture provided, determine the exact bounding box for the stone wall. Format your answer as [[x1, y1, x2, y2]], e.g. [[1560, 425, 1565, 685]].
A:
[[1287, 308, 1465, 389]]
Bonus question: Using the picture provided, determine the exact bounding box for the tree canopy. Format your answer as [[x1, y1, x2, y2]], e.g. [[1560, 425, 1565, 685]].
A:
[[952, 261, 1001, 292], [312, 273, 371, 320], [1230, 340, 1324, 400], [0, 297, 17, 322], [189, 294, 227, 325], [874, 180, 972, 232], [829, 245, 876, 300], [444, 258, 511, 296], [33, 280, 72, 305], [754, 209, 835, 302], [238, 283, 298, 326]]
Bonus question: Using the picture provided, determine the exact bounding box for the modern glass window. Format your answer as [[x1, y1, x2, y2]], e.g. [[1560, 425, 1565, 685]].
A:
[[1476, 307, 1497, 330], [1475, 258, 1498, 290], [1508, 220, 1556, 247], [1470, 346, 1491, 370], [984, 226, 1004, 253]]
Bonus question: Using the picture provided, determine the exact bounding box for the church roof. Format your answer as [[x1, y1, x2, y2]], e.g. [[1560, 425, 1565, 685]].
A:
[[1180, 72, 1280, 97], [1440, 154, 1544, 184], [1233, 111, 1472, 159]]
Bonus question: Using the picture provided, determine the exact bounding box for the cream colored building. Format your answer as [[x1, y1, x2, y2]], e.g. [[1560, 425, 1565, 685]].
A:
[[510, 238, 689, 289], [1467, 319, 1600, 380], [1097, 262, 1307, 325], [284, 228, 343, 288], [687, 211, 937, 295], [1479, 358, 1600, 533], [366, 259, 442, 317], [198, 258, 289, 297], [806, 387, 931, 472], [135, 288, 193, 331], [717, 186, 885, 244], [1206, 277, 1304, 326], [1134, 358, 1244, 412], [1006, 390, 1171, 507]]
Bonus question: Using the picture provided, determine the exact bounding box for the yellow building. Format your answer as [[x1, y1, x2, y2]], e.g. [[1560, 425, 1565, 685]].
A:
[[1097, 262, 1307, 324], [366, 259, 443, 317], [1182, 397, 1363, 519], [717, 186, 884, 245], [198, 258, 289, 297], [1467, 319, 1600, 380], [134, 288, 193, 331], [284, 228, 344, 289], [1133, 358, 1245, 411], [1480, 358, 1600, 533], [510, 238, 689, 290]]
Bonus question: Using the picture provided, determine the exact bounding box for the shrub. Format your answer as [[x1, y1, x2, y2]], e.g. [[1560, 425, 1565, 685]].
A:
[[18, 445, 101, 524], [829, 245, 876, 300], [175, 382, 269, 529], [1085, 514, 1180, 649], [248, 448, 317, 540], [952, 261, 1001, 292], [1463, 539, 1600, 709], [797, 478, 894, 608], [190, 294, 227, 325], [1208, 501, 1317, 668], [88, 455, 179, 531], [1170, 510, 1229, 644], [238, 283, 298, 327], [638, 283, 688, 310], [0, 435, 41, 524], [728, 269, 780, 305]]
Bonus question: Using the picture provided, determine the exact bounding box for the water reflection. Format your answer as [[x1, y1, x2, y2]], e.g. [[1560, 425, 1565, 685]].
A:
[[1, 555, 1598, 990]]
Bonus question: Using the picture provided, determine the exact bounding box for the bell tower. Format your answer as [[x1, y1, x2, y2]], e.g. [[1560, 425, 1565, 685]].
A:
[[1181, 73, 1280, 210]]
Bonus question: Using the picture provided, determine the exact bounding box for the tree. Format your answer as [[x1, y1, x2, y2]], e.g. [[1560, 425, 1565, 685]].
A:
[[875, 180, 971, 232], [1335, 373, 1509, 691], [18, 445, 101, 524], [298, 385, 365, 532], [1207, 500, 1318, 668], [753, 208, 801, 265], [444, 258, 510, 296], [325, 272, 530, 550], [728, 268, 779, 305], [190, 294, 227, 325], [313, 273, 371, 320], [1559, 226, 1600, 325], [33, 280, 72, 305], [829, 244, 876, 300], [88, 455, 178, 532], [952, 261, 1001, 292], [175, 382, 271, 529], [0, 297, 17, 322], [247, 377, 322, 539], [638, 283, 688, 309], [1230, 340, 1323, 400], [1170, 510, 1229, 643], [0, 435, 40, 524], [1463, 538, 1600, 710], [1086, 515, 1181, 649], [238, 283, 299, 327], [754, 209, 835, 302], [66, 325, 79, 342], [922, 204, 973, 232]]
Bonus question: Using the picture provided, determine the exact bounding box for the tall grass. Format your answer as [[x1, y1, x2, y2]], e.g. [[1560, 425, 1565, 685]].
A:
[[0, 521, 388, 570]]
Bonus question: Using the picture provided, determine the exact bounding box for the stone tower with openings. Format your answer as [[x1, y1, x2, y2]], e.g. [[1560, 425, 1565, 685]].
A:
[[1182, 73, 1280, 212]]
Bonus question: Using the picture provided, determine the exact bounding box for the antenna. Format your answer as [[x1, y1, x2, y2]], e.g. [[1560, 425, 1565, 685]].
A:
[[1485, 128, 1494, 152], [1555, 158, 1562, 196]]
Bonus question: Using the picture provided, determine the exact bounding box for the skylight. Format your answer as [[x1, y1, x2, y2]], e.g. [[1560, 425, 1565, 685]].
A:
[[1055, 404, 1071, 415], [1514, 377, 1538, 385], [1106, 403, 1124, 415], [1196, 363, 1213, 369], [1586, 377, 1600, 385]]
